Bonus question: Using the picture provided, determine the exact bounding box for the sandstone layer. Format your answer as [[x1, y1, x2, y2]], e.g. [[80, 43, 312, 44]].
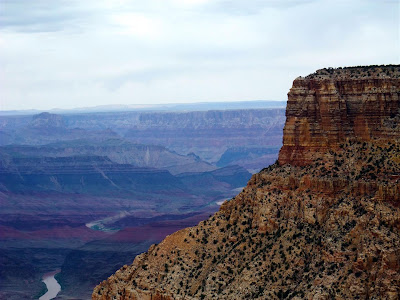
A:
[[279, 65, 400, 166], [93, 65, 400, 299]]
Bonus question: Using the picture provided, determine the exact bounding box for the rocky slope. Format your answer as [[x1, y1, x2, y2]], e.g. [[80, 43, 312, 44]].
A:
[[0, 149, 250, 298], [93, 65, 400, 299]]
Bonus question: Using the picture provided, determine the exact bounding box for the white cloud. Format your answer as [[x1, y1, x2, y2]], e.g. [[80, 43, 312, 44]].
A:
[[0, 0, 399, 110], [171, 0, 212, 7], [111, 13, 163, 38]]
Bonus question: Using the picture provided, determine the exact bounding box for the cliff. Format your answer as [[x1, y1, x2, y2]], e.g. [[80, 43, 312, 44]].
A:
[[92, 65, 400, 299], [279, 65, 400, 165]]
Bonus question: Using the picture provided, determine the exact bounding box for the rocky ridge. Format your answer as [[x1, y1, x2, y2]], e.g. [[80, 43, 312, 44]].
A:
[[0, 108, 285, 172], [0, 140, 216, 175], [93, 65, 400, 299]]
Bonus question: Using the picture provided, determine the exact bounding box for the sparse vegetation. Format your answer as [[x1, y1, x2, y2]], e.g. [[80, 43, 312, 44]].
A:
[[93, 66, 400, 300]]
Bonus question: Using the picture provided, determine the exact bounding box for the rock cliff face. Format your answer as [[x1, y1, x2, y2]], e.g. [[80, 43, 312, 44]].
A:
[[279, 65, 400, 166], [92, 65, 400, 300]]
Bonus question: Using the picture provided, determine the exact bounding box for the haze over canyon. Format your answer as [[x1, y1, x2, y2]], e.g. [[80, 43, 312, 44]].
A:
[[0, 101, 285, 299]]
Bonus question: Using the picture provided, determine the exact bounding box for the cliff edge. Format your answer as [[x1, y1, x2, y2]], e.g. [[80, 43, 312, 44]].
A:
[[93, 65, 400, 300], [279, 65, 400, 166]]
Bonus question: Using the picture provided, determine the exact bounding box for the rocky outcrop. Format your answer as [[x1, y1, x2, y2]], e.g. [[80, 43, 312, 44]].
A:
[[92, 65, 400, 299], [279, 65, 400, 166]]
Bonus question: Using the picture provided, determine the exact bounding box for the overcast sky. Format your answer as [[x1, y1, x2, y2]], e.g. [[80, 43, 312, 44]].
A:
[[0, 0, 398, 110]]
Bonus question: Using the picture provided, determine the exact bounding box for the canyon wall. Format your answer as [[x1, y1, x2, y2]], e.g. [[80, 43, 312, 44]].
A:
[[92, 65, 400, 300], [279, 66, 400, 165], [0, 108, 285, 171]]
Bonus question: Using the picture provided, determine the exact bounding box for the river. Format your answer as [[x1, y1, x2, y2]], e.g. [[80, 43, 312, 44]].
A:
[[39, 270, 61, 300]]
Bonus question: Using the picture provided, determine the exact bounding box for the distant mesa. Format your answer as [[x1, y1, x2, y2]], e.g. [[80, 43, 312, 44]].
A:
[[30, 112, 66, 129]]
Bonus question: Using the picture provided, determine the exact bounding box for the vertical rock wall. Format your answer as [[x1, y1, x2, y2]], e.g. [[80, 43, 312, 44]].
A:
[[279, 67, 400, 166]]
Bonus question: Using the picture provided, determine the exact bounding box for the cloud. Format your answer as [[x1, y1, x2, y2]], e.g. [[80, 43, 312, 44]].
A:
[[0, 0, 89, 32], [111, 13, 163, 39], [0, 0, 398, 110]]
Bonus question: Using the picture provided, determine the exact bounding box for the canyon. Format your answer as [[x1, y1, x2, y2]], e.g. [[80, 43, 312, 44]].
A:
[[93, 65, 400, 299], [0, 107, 285, 172], [0, 103, 285, 299]]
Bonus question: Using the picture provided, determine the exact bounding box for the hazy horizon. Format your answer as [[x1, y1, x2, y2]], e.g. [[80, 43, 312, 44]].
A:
[[1, 0, 398, 111], [0, 99, 287, 114]]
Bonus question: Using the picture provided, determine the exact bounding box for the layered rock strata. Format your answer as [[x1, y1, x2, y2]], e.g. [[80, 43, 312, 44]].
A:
[[93, 65, 400, 299], [279, 65, 400, 165]]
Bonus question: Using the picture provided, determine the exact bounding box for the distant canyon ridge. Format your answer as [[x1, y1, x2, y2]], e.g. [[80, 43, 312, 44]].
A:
[[0, 105, 285, 173], [0, 102, 285, 299]]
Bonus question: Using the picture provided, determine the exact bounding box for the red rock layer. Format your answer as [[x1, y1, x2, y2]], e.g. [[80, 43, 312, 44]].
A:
[[279, 67, 400, 166]]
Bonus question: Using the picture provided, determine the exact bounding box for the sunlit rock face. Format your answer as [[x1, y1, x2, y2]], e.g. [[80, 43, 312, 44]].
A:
[[92, 66, 400, 300], [279, 66, 400, 166]]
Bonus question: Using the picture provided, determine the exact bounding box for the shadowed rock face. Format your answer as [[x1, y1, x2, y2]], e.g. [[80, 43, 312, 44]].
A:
[[92, 66, 400, 300], [279, 65, 400, 166]]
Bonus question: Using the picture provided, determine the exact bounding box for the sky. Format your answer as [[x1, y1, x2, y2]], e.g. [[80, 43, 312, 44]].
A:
[[0, 0, 399, 111]]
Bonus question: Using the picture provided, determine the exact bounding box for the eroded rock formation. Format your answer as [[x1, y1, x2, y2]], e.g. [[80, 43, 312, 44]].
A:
[[92, 65, 400, 300], [279, 65, 400, 166]]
